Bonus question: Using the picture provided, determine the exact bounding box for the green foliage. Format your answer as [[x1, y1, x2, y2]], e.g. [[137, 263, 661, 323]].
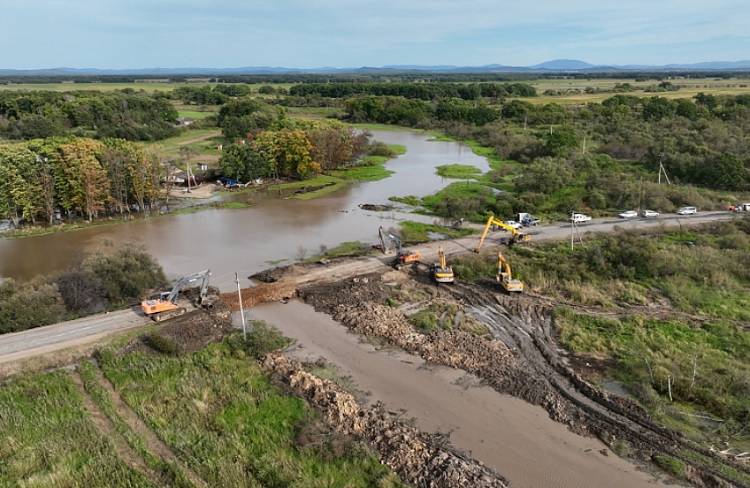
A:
[[0, 90, 178, 140], [652, 455, 687, 479], [0, 371, 156, 486], [83, 247, 168, 306], [238, 321, 292, 359], [217, 98, 277, 140], [98, 339, 403, 486], [0, 278, 66, 333], [420, 182, 500, 222], [144, 332, 179, 355], [291, 81, 536, 100], [435, 164, 482, 179], [556, 309, 750, 442]]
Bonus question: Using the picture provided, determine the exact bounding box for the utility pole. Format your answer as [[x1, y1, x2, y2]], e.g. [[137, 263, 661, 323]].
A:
[[186, 161, 192, 193], [582, 135, 587, 156], [657, 154, 671, 185], [235, 272, 246, 340]]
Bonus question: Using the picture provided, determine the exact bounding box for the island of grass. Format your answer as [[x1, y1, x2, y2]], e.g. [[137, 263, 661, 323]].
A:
[[435, 163, 482, 179]]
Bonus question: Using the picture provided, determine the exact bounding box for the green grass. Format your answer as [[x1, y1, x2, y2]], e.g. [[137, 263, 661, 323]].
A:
[[398, 220, 474, 244], [96, 337, 403, 487], [305, 241, 371, 263], [436, 164, 482, 179], [420, 181, 501, 223], [555, 308, 750, 451], [176, 110, 216, 120], [142, 128, 222, 161], [0, 371, 156, 487]]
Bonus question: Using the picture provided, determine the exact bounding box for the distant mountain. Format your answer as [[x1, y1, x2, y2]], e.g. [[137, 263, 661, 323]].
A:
[[2, 60, 750, 77], [531, 59, 597, 70]]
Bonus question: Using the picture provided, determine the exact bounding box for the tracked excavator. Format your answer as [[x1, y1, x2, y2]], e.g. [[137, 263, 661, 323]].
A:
[[496, 252, 523, 293], [474, 215, 530, 253], [379, 226, 422, 270], [140, 269, 216, 321], [431, 247, 455, 284]]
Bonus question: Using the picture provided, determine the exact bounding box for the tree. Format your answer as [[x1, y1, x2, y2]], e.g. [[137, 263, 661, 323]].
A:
[[58, 139, 109, 221], [219, 143, 272, 181], [252, 130, 321, 179]]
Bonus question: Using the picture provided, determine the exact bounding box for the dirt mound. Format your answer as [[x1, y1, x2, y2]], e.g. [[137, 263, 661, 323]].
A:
[[263, 353, 508, 488], [300, 274, 391, 311], [359, 203, 394, 212]]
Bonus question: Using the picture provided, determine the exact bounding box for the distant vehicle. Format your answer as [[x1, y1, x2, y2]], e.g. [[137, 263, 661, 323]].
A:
[[677, 206, 698, 216], [0, 219, 12, 232], [570, 213, 592, 224], [517, 212, 540, 227], [641, 209, 660, 218], [504, 220, 522, 229], [730, 203, 750, 212], [618, 210, 638, 219]]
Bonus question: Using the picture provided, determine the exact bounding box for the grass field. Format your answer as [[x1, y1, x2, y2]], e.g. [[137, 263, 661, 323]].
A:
[[0, 371, 155, 487], [142, 128, 223, 163], [97, 337, 403, 487]]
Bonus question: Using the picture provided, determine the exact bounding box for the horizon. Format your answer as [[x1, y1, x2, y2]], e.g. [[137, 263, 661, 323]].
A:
[[3, 0, 749, 69]]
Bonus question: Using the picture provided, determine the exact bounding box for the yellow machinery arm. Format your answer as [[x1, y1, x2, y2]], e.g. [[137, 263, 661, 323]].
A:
[[474, 216, 529, 253], [438, 248, 447, 269]]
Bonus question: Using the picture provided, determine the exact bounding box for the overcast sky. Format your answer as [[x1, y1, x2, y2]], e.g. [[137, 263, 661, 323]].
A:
[[2, 0, 749, 68]]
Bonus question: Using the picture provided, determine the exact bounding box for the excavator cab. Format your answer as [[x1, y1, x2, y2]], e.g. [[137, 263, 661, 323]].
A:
[[431, 247, 455, 284], [497, 252, 523, 293]]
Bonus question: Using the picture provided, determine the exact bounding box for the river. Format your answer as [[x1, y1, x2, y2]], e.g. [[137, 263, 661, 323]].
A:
[[0, 130, 488, 289]]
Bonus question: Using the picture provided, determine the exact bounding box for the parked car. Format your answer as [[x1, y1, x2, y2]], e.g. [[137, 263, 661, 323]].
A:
[[570, 213, 592, 224], [517, 212, 540, 227], [677, 206, 698, 216], [641, 209, 660, 218], [504, 220, 522, 229], [618, 210, 638, 219]]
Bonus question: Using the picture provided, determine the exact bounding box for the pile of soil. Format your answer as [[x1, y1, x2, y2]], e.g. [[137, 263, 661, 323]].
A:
[[263, 353, 508, 488], [250, 266, 292, 283]]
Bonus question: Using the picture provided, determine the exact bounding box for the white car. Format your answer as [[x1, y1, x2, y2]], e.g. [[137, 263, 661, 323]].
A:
[[504, 220, 522, 229], [570, 213, 592, 224], [677, 206, 697, 216], [618, 210, 638, 219], [641, 209, 660, 218]]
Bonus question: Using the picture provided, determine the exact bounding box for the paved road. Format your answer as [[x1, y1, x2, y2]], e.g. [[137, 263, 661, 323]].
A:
[[0, 211, 737, 364]]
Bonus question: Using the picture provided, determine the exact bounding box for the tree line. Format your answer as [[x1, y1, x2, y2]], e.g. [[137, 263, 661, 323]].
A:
[[289, 82, 536, 100], [219, 120, 369, 182], [0, 137, 162, 225], [0, 90, 179, 140]]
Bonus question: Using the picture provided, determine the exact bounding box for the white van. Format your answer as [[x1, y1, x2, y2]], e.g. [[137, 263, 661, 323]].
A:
[[677, 206, 697, 215]]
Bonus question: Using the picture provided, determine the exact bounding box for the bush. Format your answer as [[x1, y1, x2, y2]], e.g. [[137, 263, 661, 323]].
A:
[[0, 278, 66, 333], [83, 247, 167, 306], [143, 333, 179, 355], [241, 321, 291, 358], [55, 270, 108, 315]]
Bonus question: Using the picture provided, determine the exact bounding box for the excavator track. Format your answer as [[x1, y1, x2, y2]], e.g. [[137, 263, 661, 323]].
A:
[[448, 282, 750, 487]]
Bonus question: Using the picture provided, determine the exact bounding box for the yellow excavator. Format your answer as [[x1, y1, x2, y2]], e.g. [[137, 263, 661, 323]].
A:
[[141, 270, 215, 321], [496, 252, 523, 293], [431, 247, 455, 284], [474, 215, 530, 253]]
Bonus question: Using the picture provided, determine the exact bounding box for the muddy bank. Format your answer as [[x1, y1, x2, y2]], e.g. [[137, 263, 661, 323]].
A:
[[263, 353, 508, 488], [248, 300, 671, 488], [298, 274, 748, 487]]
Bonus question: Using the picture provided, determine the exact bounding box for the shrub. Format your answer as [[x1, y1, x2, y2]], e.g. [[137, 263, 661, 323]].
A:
[[144, 332, 179, 355]]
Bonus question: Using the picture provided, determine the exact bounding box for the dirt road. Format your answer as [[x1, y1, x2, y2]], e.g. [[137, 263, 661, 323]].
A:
[[249, 300, 668, 488], [0, 211, 735, 366]]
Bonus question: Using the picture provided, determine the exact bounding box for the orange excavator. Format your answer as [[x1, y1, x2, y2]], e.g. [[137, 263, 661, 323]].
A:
[[379, 226, 422, 270], [474, 215, 530, 253], [140, 270, 215, 321]]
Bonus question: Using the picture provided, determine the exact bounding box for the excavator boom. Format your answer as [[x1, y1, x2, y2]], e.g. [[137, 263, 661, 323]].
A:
[[141, 269, 214, 320], [475, 216, 530, 253]]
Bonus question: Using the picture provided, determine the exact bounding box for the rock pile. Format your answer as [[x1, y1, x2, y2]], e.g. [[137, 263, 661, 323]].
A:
[[263, 354, 509, 488]]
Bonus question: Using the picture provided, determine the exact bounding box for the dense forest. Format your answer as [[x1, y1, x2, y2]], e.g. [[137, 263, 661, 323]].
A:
[[0, 91, 178, 140], [289, 82, 536, 100], [0, 138, 162, 224]]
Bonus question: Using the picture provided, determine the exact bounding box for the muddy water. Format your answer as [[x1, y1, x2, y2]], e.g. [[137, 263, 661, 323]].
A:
[[0, 131, 488, 288], [247, 300, 669, 488]]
